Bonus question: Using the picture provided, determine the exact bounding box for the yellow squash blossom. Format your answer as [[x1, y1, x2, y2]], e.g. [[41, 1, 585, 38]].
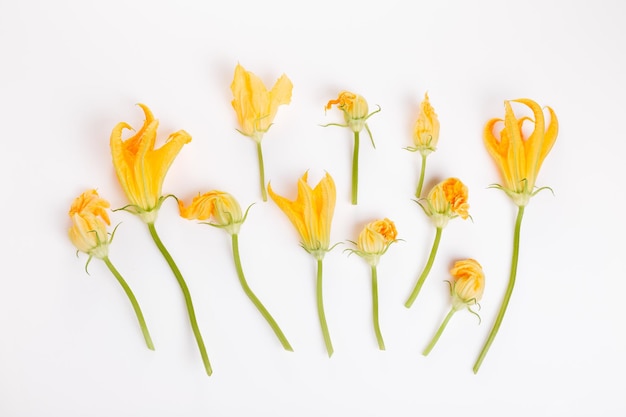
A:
[[423, 258, 485, 356], [354, 218, 398, 267], [483, 98, 558, 207], [68, 189, 154, 350], [268, 172, 336, 260], [324, 91, 380, 205], [179, 190, 244, 235], [450, 259, 485, 310], [347, 218, 399, 350], [423, 177, 470, 228], [231, 63, 293, 143], [408, 92, 440, 198], [474, 99, 558, 373], [405, 177, 470, 308], [68, 189, 111, 259], [411, 92, 440, 156], [268, 171, 337, 356], [110, 103, 191, 223]]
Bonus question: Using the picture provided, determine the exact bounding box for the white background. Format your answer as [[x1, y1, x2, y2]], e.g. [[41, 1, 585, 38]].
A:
[[1, 0, 624, 416]]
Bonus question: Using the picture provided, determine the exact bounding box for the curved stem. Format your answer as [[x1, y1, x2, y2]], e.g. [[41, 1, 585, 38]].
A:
[[231, 234, 293, 351], [405, 227, 443, 308], [103, 257, 154, 350], [415, 153, 427, 198], [351, 131, 360, 205], [257, 142, 267, 202], [422, 308, 456, 356], [371, 266, 385, 350], [316, 259, 334, 357], [473, 206, 525, 374], [147, 222, 212, 376]]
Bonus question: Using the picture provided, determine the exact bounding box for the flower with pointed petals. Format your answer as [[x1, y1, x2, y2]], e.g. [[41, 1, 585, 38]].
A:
[[110, 103, 191, 223], [407, 93, 440, 197], [268, 172, 336, 261], [268, 171, 337, 356], [483, 98, 558, 207], [474, 99, 558, 374], [231, 63, 293, 143]]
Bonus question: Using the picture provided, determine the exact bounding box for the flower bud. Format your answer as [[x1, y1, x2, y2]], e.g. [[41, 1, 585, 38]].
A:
[[68, 190, 111, 259], [450, 259, 485, 310], [179, 191, 244, 235], [413, 93, 440, 156], [355, 218, 397, 266], [425, 177, 469, 228], [326, 91, 370, 133]]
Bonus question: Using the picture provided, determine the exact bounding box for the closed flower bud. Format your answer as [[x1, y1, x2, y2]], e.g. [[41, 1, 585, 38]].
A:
[[356, 218, 398, 266], [424, 177, 470, 228], [450, 259, 485, 310], [179, 191, 244, 235], [68, 190, 111, 259], [412, 93, 440, 156], [326, 91, 370, 133]]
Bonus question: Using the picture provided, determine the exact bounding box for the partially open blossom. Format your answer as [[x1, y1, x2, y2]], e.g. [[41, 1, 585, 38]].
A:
[[68, 189, 111, 259], [325, 91, 371, 133], [231, 63, 293, 143], [450, 259, 485, 310], [179, 191, 244, 235], [483, 98, 558, 207], [110, 104, 191, 223], [411, 92, 440, 156], [268, 172, 336, 260], [353, 218, 398, 267], [422, 178, 469, 228]]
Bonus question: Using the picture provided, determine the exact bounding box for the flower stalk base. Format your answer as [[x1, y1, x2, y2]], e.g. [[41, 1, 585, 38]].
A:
[[473, 206, 525, 373], [148, 222, 213, 376]]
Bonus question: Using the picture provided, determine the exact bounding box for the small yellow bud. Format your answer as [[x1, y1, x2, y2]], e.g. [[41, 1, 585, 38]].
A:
[[450, 259, 485, 310]]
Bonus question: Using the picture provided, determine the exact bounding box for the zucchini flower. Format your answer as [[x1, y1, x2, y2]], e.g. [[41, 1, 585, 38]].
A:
[[423, 259, 485, 356], [268, 172, 336, 356], [323, 91, 380, 204], [110, 104, 211, 376], [110, 103, 191, 224], [179, 191, 293, 351], [474, 99, 558, 373], [231, 63, 293, 201], [405, 178, 470, 308], [406, 93, 440, 197], [68, 190, 153, 350], [346, 218, 399, 350]]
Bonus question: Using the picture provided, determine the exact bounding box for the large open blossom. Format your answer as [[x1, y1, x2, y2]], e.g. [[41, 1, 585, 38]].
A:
[[231, 63, 293, 143], [483, 98, 558, 206], [268, 172, 336, 260], [110, 104, 191, 222]]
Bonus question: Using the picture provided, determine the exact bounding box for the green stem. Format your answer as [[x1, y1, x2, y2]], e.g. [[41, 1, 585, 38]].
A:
[[371, 266, 385, 350], [231, 234, 293, 351], [351, 131, 360, 205], [405, 227, 443, 308], [256, 142, 267, 202], [415, 153, 427, 198], [473, 205, 525, 374], [316, 259, 334, 357], [422, 308, 456, 356], [103, 257, 154, 350], [147, 222, 212, 376]]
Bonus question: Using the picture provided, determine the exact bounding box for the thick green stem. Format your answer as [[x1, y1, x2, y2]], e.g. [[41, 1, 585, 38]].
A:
[[103, 257, 154, 350], [405, 227, 443, 308], [351, 131, 360, 205], [257, 142, 267, 202], [422, 308, 456, 356], [371, 266, 385, 350], [316, 259, 334, 357], [231, 234, 293, 351], [147, 222, 212, 376], [473, 206, 525, 374], [415, 154, 427, 198]]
